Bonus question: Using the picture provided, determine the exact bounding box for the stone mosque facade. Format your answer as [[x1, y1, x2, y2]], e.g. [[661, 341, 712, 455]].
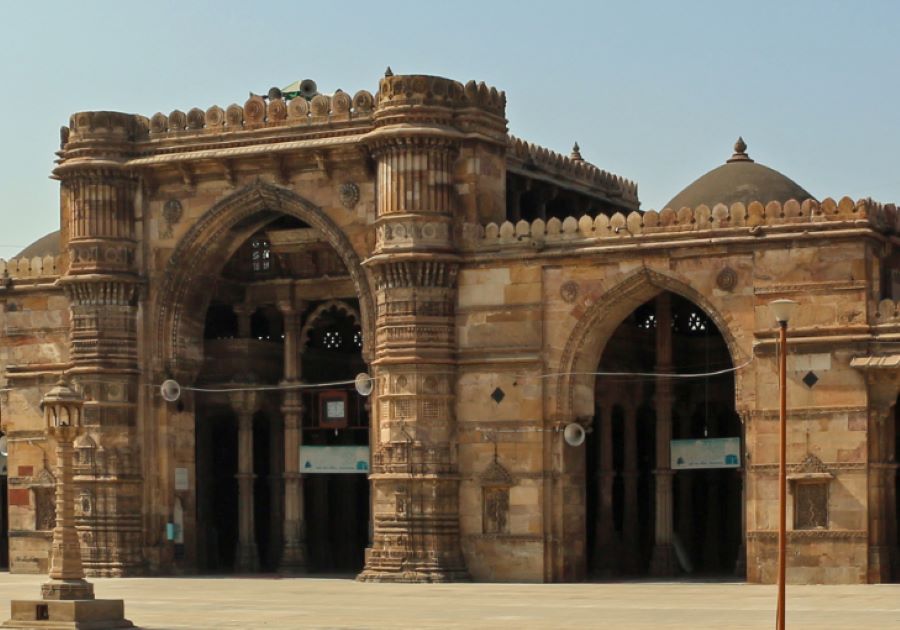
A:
[[0, 71, 899, 584]]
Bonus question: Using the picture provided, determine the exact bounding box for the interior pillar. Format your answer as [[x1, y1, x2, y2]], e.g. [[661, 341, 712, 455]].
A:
[[230, 391, 259, 572], [622, 400, 641, 574], [278, 300, 307, 572], [650, 293, 677, 576], [592, 399, 616, 576]]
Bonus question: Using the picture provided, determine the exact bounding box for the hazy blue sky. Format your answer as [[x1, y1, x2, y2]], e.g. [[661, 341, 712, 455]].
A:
[[1, 0, 898, 259]]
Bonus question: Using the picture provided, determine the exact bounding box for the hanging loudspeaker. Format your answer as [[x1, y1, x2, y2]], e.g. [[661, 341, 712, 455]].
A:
[[160, 379, 182, 403], [354, 372, 374, 397], [0, 434, 8, 457], [563, 423, 586, 447]]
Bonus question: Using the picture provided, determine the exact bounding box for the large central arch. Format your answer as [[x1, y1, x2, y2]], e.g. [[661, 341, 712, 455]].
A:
[[154, 181, 375, 380]]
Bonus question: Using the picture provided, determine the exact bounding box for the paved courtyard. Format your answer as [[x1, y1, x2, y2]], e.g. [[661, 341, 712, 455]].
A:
[[1, 574, 899, 629]]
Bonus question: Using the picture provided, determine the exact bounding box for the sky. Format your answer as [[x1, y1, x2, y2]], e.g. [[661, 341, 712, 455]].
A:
[[0, 0, 898, 260]]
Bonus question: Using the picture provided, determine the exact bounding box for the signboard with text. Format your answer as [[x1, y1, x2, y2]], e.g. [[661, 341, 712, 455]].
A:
[[671, 437, 741, 470], [300, 445, 370, 474]]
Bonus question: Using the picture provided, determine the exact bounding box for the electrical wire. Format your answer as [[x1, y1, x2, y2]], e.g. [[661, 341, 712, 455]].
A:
[[539, 357, 754, 380]]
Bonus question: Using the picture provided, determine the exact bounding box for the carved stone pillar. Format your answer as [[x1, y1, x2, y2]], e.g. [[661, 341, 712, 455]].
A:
[[229, 390, 259, 572], [676, 408, 693, 564], [868, 401, 895, 582], [358, 74, 507, 582], [622, 401, 641, 574], [592, 400, 616, 576], [54, 114, 145, 576], [278, 300, 307, 572], [650, 293, 677, 576]]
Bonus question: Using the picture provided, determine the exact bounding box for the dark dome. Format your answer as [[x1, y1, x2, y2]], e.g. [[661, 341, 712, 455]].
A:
[[16, 230, 60, 259], [665, 138, 814, 210]]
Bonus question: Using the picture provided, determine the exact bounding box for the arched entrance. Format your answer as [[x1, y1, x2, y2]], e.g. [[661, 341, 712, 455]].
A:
[[155, 183, 375, 575], [586, 291, 743, 579]]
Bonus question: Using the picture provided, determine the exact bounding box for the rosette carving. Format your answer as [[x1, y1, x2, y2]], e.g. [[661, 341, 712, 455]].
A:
[[206, 105, 225, 128], [267, 98, 287, 122], [287, 97, 309, 119], [225, 104, 243, 128], [352, 90, 374, 113], [168, 109, 186, 131], [149, 112, 168, 134], [339, 182, 360, 209], [244, 95, 266, 124], [331, 90, 351, 115], [186, 107, 205, 130], [310, 94, 330, 116]]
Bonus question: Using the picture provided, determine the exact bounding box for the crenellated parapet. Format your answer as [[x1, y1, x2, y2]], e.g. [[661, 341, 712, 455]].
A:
[[462, 196, 898, 251], [507, 135, 639, 204], [0, 255, 63, 280], [144, 89, 377, 136]]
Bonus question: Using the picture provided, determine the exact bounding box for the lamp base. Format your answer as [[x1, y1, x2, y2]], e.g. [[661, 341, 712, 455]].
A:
[[3, 599, 133, 629]]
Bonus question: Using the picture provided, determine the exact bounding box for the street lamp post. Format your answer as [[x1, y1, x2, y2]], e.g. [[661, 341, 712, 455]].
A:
[[769, 299, 797, 630], [4, 379, 133, 629]]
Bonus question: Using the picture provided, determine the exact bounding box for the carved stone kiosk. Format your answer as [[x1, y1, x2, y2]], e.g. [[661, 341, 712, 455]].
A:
[[4, 380, 133, 629]]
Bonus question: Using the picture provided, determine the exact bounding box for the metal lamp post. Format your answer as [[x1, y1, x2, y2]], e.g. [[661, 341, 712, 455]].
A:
[[769, 299, 797, 630]]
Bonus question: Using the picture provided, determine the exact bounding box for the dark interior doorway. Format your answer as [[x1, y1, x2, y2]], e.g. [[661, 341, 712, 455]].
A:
[[586, 292, 743, 579], [196, 410, 238, 573]]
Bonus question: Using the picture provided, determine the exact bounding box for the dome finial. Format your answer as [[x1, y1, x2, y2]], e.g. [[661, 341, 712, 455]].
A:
[[727, 136, 753, 163], [570, 142, 583, 162]]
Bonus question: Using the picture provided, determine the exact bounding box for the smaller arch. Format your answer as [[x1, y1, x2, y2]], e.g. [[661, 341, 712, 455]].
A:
[[299, 300, 362, 348], [555, 267, 748, 423]]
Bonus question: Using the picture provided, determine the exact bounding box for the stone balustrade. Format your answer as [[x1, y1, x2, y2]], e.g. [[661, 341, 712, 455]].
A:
[[462, 197, 898, 250], [0, 255, 62, 279]]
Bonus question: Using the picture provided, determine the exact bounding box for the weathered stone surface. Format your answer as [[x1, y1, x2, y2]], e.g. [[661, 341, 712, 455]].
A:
[[1, 72, 898, 586]]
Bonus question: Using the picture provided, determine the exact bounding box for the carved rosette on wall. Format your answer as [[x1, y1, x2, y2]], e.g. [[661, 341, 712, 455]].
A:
[[339, 182, 360, 210], [560, 280, 579, 303], [716, 266, 738, 292]]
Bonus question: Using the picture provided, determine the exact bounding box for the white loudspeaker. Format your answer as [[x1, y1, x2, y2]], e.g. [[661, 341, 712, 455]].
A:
[[160, 379, 182, 403], [354, 372, 374, 397], [563, 423, 586, 447], [0, 434, 7, 457]]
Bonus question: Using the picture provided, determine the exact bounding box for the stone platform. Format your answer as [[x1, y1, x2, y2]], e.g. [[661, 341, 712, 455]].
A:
[[4, 599, 132, 630]]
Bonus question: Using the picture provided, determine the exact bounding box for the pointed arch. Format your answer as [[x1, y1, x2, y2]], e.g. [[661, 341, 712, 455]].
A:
[[554, 266, 747, 422], [154, 181, 374, 381]]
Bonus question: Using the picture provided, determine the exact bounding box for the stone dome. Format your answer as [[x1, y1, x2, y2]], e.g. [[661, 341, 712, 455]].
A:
[[664, 138, 814, 210], [16, 230, 60, 258]]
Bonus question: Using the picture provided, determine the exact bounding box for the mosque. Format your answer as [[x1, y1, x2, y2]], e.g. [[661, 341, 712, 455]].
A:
[[0, 71, 897, 584]]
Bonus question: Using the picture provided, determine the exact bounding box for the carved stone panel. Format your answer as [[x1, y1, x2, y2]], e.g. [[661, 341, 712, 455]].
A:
[[795, 482, 828, 530], [482, 487, 509, 535], [34, 487, 56, 531]]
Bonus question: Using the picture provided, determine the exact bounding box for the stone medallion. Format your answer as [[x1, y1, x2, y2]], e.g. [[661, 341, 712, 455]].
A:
[[560, 280, 579, 303], [716, 266, 737, 292], [339, 182, 360, 209]]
